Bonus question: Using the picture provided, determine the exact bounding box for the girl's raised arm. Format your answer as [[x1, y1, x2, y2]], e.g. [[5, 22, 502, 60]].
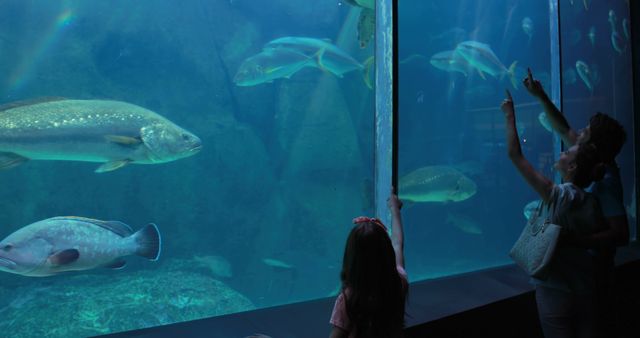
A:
[[388, 186, 404, 269], [501, 90, 554, 202]]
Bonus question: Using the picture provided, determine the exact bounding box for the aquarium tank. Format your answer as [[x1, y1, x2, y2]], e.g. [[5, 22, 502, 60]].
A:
[[0, 0, 635, 337]]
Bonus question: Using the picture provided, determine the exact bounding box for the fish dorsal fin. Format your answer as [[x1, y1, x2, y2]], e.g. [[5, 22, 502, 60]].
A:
[[0, 97, 67, 113], [51, 216, 134, 237]]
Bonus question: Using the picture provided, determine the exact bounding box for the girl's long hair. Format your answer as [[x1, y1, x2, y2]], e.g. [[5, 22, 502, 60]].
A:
[[340, 221, 407, 338]]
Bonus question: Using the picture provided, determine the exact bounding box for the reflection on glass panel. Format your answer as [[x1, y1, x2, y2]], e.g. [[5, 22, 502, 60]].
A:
[[398, 1, 552, 280], [560, 0, 636, 240], [0, 0, 374, 336]]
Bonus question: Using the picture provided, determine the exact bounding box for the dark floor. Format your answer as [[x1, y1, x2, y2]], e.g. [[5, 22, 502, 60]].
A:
[[406, 259, 640, 338]]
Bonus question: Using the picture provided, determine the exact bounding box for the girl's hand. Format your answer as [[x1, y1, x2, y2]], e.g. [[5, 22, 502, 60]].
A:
[[522, 68, 546, 99], [387, 186, 403, 213], [500, 89, 515, 118]]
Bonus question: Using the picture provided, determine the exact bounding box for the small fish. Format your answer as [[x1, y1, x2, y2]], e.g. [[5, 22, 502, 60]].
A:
[[445, 212, 482, 235], [521, 17, 534, 43], [611, 31, 626, 54], [399, 165, 477, 203], [262, 258, 294, 269], [454, 41, 518, 88], [193, 255, 233, 278], [608, 10, 617, 32], [563, 68, 577, 85], [538, 112, 552, 132], [234, 47, 316, 86], [566, 29, 582, 46], [587, 26, 596, 47], [583, 0, 589, 10], [622, 18, 630, 41], [0, 99, 201, 172], [430, 50, 470, 76], [523, 200, 542, 220], [0, 216, 161, 277], [575, 60, 596, 94], [626, 189, 636, 219]]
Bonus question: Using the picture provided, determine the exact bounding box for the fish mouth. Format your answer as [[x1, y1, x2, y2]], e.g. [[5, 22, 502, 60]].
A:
[[0, 257, 16, 269], [189, 144, 203, 152]]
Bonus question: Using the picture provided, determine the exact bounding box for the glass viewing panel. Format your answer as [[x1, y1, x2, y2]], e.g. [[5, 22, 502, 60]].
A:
[[0, 1, 375, 336], [398, 0, 553, 280], [559, 0, 636, 239]]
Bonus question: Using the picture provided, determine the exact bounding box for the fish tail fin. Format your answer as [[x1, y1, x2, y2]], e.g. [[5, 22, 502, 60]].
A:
[[362, 56, 375, 90], [0, 152, 28, 170], [508, 61, 518, 89], [134, 223, 162, 261], [313, 48, 330, 73]]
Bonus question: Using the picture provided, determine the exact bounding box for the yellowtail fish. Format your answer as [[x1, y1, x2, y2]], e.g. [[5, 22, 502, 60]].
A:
[[264, 37, 364, 78], [430, 50, 470, 76], [234, 47, 316, 86], [454, 40, 518, 88], [575, 60, 597, 94], [399, 165, 477, 203], [0, 216, 160, 277], [0, 98, 201, 172]]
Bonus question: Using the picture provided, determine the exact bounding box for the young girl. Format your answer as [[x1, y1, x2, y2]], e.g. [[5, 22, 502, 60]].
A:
[[501, 90, 606, 338], [329, 187, 408, 338]]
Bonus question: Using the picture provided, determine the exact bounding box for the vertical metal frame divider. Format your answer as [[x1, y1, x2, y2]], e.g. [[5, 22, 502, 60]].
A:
[[374, 0, 397, 226], [549, 0, 563, 180], [632, 0, 640, 239]]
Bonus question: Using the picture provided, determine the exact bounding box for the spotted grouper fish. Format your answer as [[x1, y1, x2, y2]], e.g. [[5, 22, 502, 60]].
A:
[[0, 216, 161, 277], [0, 98, 202, 172], [399, 165, 477, 202]]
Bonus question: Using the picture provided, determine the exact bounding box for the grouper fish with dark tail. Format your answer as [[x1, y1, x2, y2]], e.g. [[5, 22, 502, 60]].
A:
[[0, 98, 202, 172], [0, 216, 161, 277]]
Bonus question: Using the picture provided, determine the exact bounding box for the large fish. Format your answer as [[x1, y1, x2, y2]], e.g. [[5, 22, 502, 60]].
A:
[[0, 98, 201, 172], [399, 165, 477, 202], [264, 37, 364, 78], [430, 50, 470, 76], [0, 216, 161, 277], [454, 40, 518, 88], [233, 47, 316, 86]]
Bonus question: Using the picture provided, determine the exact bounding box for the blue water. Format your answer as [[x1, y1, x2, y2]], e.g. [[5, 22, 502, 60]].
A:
[[0, 0, 634, 337]]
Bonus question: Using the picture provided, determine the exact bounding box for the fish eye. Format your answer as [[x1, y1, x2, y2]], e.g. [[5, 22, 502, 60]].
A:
[[181, 134, 190, 141], [2, 244, 13, 251]]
